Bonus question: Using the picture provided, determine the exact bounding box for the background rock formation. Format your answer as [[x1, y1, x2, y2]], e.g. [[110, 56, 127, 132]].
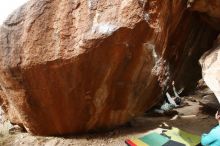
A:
[[189, 0, 220, 31], [0, 0, 217, 135], [200, 35, 220, 103], [189, 0, 220, 103]]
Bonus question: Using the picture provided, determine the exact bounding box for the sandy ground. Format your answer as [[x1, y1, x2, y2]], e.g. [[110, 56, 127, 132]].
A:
[[0, 97, 218, 146]]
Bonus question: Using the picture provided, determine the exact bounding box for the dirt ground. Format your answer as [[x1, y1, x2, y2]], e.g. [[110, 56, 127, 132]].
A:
[[0, 96, 218, 146]]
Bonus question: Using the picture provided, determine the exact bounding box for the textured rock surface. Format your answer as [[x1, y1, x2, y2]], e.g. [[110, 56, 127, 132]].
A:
[[0, 0, 217, 135], [194, 0, 220, 103], [200, 94, 219, 110], [189, 0, 220, 18], [189, 0, 220, 30], [195, 79, 219, 110], [200, 35, 220, 103]]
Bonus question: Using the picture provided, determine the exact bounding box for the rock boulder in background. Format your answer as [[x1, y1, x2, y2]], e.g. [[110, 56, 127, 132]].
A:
[[189, 0, 220, 31], [200, 35, 220, 103], [192, 0, 220, 104]]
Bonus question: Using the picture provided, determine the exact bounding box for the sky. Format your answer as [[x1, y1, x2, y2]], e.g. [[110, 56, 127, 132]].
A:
[[0, 0, 28, 25]]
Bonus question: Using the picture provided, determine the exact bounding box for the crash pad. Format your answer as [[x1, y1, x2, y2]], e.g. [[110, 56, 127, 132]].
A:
[[163, 140, 185, 146], [164, 127, 200, 146], [139, 132, 170, 146], [125, 139, 149, 146], [126, 132, 169, 146]]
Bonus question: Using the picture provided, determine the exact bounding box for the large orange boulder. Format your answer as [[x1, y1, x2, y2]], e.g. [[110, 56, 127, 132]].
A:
[[0, 0, 217, 135]]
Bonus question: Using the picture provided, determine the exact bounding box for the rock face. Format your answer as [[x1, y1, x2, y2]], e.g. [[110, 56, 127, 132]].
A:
[[195, 79, 219, 110], [189, 0, 220, 99], [200, 35, 220, 103], [189, 0, 220, 18], [193, 0, 220, 103], [189, 0, 220, 31], [0, 0, 217, 135]]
